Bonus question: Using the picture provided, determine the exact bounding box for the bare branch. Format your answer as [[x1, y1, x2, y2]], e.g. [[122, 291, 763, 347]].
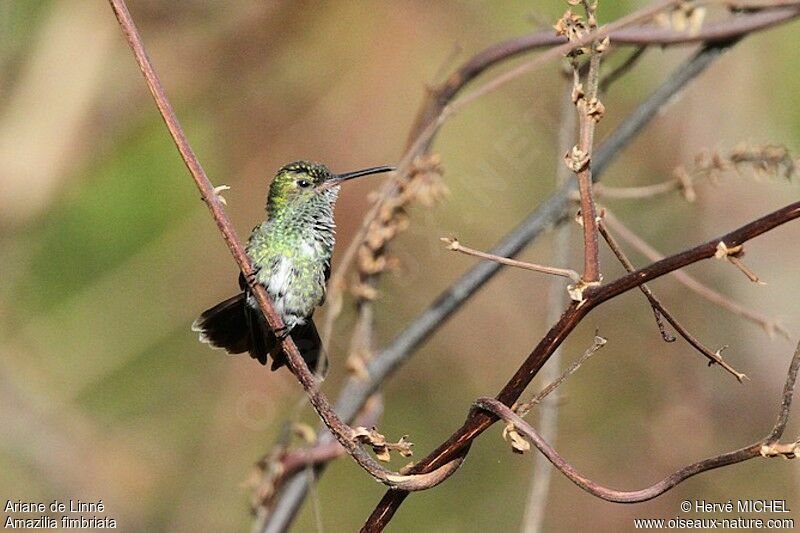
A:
[[441, 237, 580, 282], [363, 199, 800, 530], [561, 2, 605, 285], [598, 216, 747, 382], [714, 243, 767, 285], [517, 334, 608, 419]]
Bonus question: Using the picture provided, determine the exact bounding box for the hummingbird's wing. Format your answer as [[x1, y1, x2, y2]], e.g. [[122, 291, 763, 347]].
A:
[[318, 260, 332, 306]]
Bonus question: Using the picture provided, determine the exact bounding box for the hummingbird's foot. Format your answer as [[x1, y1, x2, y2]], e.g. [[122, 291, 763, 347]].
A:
[[274, 325, 292, 341], [244, 267, 260, 286]]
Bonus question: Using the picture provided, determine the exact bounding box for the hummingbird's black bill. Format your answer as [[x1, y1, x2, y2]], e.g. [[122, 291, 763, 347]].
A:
[[328, 165, 395, 186]]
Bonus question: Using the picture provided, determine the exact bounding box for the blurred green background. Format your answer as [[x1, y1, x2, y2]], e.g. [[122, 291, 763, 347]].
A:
[[1, 1, 799, 531]]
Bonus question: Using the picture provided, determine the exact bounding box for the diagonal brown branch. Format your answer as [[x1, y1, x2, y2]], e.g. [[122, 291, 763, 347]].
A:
[[107, 0, 462, 495]]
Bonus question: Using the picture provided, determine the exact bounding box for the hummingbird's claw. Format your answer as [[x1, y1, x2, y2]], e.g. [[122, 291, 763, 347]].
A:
[[244, 267, 260, 286], [274, 325, 292, 341]]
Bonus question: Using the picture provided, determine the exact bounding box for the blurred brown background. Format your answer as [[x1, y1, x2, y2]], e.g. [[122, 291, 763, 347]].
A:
[[1, 1, 798, 531]]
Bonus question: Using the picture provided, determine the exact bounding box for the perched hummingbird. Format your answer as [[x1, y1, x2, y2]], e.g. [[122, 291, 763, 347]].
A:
[[192, 161, 394, 371]]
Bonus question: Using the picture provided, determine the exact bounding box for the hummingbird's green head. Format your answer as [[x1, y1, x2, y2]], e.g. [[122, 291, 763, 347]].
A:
[[266, 160, 394, 214]]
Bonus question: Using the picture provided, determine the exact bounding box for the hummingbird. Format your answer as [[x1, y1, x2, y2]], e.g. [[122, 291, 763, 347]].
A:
[[192, 161, 394, 371]]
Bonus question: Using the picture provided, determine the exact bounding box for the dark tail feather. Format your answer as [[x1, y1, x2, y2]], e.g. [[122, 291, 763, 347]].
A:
[[193, 295, 323, 372], [192, 293, 251, 354], [192, 293, 276, 365], [270, 319, 325, 374], [245, 304, 274, 365]]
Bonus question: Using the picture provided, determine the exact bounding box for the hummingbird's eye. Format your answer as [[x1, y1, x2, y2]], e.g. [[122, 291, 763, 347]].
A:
[[297, 179, 312, 188]]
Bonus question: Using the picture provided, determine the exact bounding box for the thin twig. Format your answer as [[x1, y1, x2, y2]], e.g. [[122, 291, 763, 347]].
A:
[[727, 255, 767, 284], [565, 2, 605, 286], [474, 335, 800, 501], [441, 237, 580, 282], [517, 334, 608, 418], [603, 209, 790, 338], [598, 216, 747, 382]]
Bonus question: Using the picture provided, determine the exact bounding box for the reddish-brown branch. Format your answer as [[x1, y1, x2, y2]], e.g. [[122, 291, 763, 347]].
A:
[[470, 335, 800, 503], [474, 331, 800, 501], [569, 4, 605, 285], [603, 209, 790, 338], [362, 200, 800, 531]]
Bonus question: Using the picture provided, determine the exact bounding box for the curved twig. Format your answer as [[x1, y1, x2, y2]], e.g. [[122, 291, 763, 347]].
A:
[[473, 339, 799, 502]]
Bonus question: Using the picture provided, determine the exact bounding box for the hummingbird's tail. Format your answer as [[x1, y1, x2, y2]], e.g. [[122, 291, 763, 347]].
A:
[[192, 293, 252, 355], [192, 293, 324, 373], [268, 319, 324, 373]]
